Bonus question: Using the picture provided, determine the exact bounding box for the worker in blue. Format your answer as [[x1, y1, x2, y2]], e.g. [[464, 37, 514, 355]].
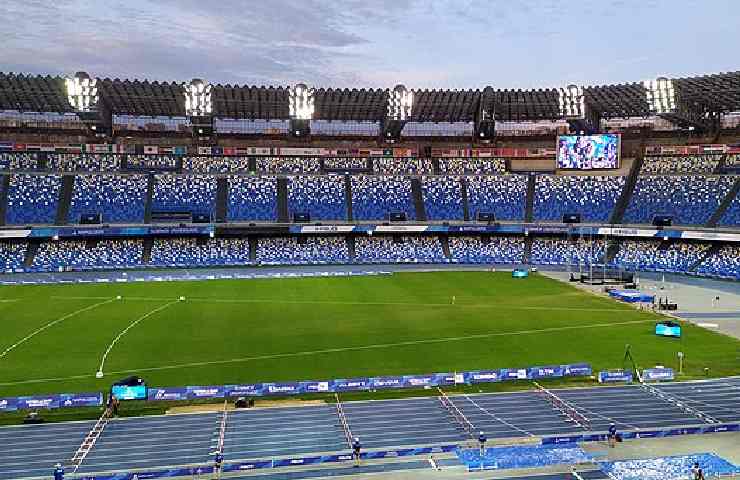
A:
[[352, 436, 362, 467], [214, 451, 224, 478], [53, 463, 64, 480], [478, 431, 487, 456], [608, 423, 618, 448]]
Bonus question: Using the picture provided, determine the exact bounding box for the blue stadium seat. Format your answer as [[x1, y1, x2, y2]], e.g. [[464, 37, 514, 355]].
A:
[[697, 245, 740, 279], [5, 173, 61, 225], [610, 240, 709, 273], [448, 236, 524, 264], [534, 175, 624, 222], [257, 237, 349, 265], [227, 176, 277, 221], [530, 238, 606, 265], [355, 236, 446, 263], [719, 192, 740, 227], [0, 153, 37, 171], [0, 241, 26, 272], [31, 240, 143, 271], [351, 176, 415, 220], [149, 237, 251, 267], [422, 176, 463, 220], [466, 175, 526, 221], [47, 154, 120, 172], [68, 174, 147, 223], [288, 176, 347, 220], [372, 158, 433, 175], [438, 157, 506, 175], [256, 157, 321, 174], [152, 174, 217, 214]]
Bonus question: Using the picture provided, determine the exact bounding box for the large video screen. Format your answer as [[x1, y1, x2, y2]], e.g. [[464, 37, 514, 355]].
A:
[[557, 134, 620, 169], [111, 385, 147, 401]]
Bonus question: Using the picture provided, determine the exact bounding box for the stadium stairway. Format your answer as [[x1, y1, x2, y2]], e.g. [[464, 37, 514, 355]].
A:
[[54, 175, 74, 225], [175, 156, 184, 173], [603, 238, 621, 265], [714, 154, 728, 174], [432, 157, 442, 175], [345, 175, 353, 222], [689, 243, 722, 272], [0, 174, 9, 226], [460, 177, 470, 221], [524, 235, 533, 264], [23, 239, 40, 267], [705, 177, 740, 227], [215, 178, 228, 223], [37, 152, 49, 170], [609, 154, 644, 224], [277, 178, 289, 223], [248, 157, 257, 172], [441, 235, 452, 259], [347, 234, 356, 261], [410, 178, 427, 221], [142, 238, 153, 263], [144, 174, 155, 223], [248, 237, 257, 262], [525, 174, 536, 222]]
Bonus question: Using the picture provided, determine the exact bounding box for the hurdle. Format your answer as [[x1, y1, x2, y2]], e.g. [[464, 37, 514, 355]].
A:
[[70, 406, 112, 472], [640, 382, 720, 424], [437, 387, 476, 438], [533, 381, 591, 430], [335, 393, 354, 449]]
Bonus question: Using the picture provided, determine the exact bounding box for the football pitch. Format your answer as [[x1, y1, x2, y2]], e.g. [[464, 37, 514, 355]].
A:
[[0, 271, 738, 398]]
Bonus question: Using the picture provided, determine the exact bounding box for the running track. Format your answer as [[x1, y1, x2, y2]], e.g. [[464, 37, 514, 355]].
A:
[[0, 377, 738, 479]]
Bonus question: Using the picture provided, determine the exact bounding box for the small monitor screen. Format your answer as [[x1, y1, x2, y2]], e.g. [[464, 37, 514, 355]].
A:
[[111, 385, 147, 400], [557, 134, 620, 169], [655, 323, 681, 338]]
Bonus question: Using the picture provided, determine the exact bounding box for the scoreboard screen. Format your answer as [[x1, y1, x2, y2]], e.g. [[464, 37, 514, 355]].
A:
[[557, 134, 620, 169]]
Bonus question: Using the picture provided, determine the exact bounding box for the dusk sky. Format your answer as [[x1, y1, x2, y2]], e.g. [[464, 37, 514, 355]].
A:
[[2, 0, 739, 89]]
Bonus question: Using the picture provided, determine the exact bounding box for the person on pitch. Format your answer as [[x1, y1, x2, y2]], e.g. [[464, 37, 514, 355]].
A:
[[607, 423, 618, 448], [214, 451, 224, 478], [478, 431, 487, 456], [53, 463, 64, 480], [352, 436, 362, 467]]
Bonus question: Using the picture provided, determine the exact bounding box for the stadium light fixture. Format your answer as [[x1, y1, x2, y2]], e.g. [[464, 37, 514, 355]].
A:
[[387, 84, 413, 121], [183, 78, 213, 116], [65, 72, 98, 112], [643, 77, 676, 114], [558, 84, 584, 119], [289, 83, 315, 120]]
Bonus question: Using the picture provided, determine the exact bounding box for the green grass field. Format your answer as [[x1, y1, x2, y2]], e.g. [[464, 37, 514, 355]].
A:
[[0, 271, 738, 398]]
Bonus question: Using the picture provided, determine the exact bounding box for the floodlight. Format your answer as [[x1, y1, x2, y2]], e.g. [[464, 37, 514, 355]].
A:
[[183, 78, 213, 116], [387, 84, 413, 121], [558, 84, 584, 119], [66, 71, 99, 112], [643, 77, 676, 114], [289, 83, 315, 120]]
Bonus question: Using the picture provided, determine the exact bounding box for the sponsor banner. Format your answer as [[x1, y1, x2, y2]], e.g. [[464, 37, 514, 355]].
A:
[[373, 225, 430, 233], [598, 370, 633, 383], [0, 229, 32, 238], [293, 225, 357, 234], [468, 370, 502, 384], [143, 145, 159, 154], [392, 148, 416, 158], [680, 231, 740, 242], [224, 384, 264, 397], [279, 147, 321, 156], [0, 397, 18, 412], [60, 392, 103, 408], [597, 227, 660, 238], [263, 382, 302, 395], [17, 395, 61, 410], [642, 367, 675, 382], [703, 424, 739, 433], [301, 381, 332, 394], [187, 385, 225, 399], [500, 368, 528, 380], [541, 435, 584, 445], [699, 144, 726, 153], [563, 363, 592, 376], [370, 376, 405, 390], [198, 146, 213, 155], [401, 373, 450, 388], [528, 365, 564, 379], [332, 378, 371, 392], [273, 457, 323, 468], [0, 141, 14, 150], [223, 461, 272, 472], [147, 387, 189, 401]]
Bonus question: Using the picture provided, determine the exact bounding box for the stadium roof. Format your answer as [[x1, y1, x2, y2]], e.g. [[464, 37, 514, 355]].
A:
[[1, 71, 739, 122]]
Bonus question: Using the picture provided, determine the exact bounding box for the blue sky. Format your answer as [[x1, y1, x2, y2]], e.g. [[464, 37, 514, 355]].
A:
[[2, 0, 739, 89]]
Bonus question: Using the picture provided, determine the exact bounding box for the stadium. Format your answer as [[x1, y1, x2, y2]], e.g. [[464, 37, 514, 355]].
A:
[[0, 62, 740, 480]]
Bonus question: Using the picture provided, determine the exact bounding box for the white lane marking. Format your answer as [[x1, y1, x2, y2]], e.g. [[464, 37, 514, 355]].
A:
[[0, 299, 116, 360], [96, 300, 179, 375], [462, 395, 534, 436], [697, 323, 720, 328]]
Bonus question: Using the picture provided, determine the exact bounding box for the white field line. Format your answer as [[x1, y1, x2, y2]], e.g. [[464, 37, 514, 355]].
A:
[[96, 300, 179, 375], [0, 299, 116, 360]]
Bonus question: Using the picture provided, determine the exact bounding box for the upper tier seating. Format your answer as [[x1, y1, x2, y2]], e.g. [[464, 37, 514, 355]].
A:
[[466, 175, 527, 221], [257, 237, 349, 265], [355, 236, 446, 263], [323, 158, 369, 170], [719, 191, 740, 227], [127, 155, 178, 170], [372, 157, 433, 175], [534, 175, 625, 223], [448, 236, 524, 264], [437, 157, 506, 175], [256, 156, 321, 174], [5, 174, 61, 224], [152, 174, 216, 214], [0, 153, 37, 171], [697, 245, 740, 279], [641, 155, 722, 174], [351, 176, 415, 220], [0, 242, 27, 271], [624, 175, 734, 225], [227, 176, 278, 221], [68, 174, 147, 223], [611, 240, 710, 273], [530, 237, 606, 265], [422, 176, 463, 220], [183, 156, 250, 173], [31, 239, 143, 271], [150, 237, 251, 267], [288, 175, 346, 220], [47, 154, 120, 172]]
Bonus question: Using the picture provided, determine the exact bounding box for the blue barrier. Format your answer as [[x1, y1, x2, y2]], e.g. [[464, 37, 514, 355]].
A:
[[598, 370, 634, 383], [642, 367, 675, 381], [541, 423, 740, 445]]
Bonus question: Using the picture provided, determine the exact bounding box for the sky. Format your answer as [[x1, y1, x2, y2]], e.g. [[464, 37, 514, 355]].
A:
[[2, 0, 739, 90]]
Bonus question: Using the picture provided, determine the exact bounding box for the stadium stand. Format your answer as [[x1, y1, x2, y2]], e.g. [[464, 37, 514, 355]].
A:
[[641, 155, 722, 174], [310, 120, 379, 136], [213, 118, 289, 135], [355, 236, 446, 263], [5, 173, 61, 224], [0, 153, 37, 171], [287, 175, 347, 220], [533, 175, 625, 223], [0, 241, 26, 271], [323, 157, 369, 170], [182, 156, 250, 173], [697, 244, 740, 279], [31, 239, 143, 271], [611, 240, 710, 273], [623, 175, 735, 225], [422, 176, 463, 220], [226, 176, 277, 221], [152, 174, 217, 214], [127, 155, 178, 170], [448, 236, 525, 263], [466, 175, 527, 221], [351, 175, 415, 220], [437, 157, 506, 175], [530, 237, 606, 265], [372, 157, 433, 175], [719, 191, 740, 226], [256, 236, 349, 265], [256, 156, 321, 174], [68, 174, 147, 223], [47, 154, 121, 172], [150, 237, 251, 267]]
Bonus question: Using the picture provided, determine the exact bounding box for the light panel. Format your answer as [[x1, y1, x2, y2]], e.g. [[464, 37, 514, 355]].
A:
[[387, 84, 413, 121], [643, 77, 676, 114], [558, 84, 584, 119], [65, 73, 98, 112], [289, 83, 315, 120], [183, 78, 213, 116]]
